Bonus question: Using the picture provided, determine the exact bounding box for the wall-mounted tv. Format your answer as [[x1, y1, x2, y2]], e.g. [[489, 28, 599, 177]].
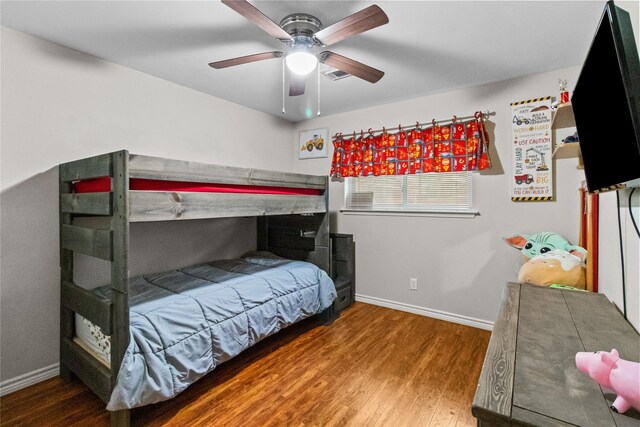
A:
[[572, 1, 640, 193]]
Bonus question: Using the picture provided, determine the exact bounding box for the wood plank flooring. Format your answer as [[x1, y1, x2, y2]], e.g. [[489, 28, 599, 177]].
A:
[[0, 303, 490, 426]]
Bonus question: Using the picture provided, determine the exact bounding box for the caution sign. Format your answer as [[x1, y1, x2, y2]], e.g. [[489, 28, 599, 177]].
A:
[[510, 97, 554, 202]]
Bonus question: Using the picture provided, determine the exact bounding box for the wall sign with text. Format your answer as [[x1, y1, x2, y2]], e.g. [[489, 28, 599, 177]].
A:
[[510, 97, 554, 202]]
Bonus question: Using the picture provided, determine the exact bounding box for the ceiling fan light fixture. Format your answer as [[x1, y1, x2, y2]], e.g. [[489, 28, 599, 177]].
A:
[[285, 51, 317, 75]]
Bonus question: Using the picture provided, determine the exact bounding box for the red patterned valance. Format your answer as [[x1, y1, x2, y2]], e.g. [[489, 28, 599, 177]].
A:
[[330, 112, 490, 179]]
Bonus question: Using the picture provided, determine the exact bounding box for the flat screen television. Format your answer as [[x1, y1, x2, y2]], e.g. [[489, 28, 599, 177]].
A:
[[572, 1, 640, 193]]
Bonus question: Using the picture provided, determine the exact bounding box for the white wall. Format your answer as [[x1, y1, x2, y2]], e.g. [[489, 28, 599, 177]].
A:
[[599, 190, 640, 332], [292, 67, 586, 328], [0, 27, 294, 384]]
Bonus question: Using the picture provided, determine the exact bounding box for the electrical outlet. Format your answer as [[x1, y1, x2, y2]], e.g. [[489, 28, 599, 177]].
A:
[[409, 278, 418, 291]]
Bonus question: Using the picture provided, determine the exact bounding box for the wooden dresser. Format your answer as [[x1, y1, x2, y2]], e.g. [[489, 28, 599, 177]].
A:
[[473, 283, 640, 426]]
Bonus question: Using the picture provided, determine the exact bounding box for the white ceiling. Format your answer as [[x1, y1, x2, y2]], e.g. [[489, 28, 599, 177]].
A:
[[1, 1, 610, 122]]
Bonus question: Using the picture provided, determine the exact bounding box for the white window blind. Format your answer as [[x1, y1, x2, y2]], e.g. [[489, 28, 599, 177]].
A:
[[346, 172, 472, 212]]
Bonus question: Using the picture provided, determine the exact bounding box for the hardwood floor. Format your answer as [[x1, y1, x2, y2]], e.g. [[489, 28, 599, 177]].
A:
[[0, 303, 490, 426]]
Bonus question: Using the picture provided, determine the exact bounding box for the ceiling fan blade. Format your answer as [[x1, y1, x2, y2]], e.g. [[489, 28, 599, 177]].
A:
[[289, 74, 306, 96], [209, 51, 284, 69], [319, 51, 384, 83], [222, 0, 293, 42], [314, 5, 389, 46]]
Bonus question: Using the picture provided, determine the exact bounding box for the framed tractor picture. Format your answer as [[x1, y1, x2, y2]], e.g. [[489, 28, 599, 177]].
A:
[[299, 128, 328, 159]]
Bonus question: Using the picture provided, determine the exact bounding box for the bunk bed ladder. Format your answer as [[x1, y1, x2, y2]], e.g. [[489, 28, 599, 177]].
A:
[[59, 150, 131, 427]]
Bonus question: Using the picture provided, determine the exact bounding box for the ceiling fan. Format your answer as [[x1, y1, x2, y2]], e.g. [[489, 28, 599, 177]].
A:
[[209, 0, 389, 97]]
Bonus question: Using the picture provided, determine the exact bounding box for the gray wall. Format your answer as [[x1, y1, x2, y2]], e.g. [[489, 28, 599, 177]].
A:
[[291, 67, 587, 327], [0, 26, 293, 383], [288, 0, 640, 330]]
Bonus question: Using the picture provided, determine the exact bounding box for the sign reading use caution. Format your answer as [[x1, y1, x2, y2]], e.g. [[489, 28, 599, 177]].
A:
[[510, 97, 554, 202]]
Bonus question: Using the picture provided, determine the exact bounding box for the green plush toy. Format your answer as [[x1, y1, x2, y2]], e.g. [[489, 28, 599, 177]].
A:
[[503, 232, 587, 260]]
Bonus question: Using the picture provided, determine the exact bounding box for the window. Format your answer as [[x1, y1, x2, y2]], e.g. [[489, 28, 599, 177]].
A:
[[345, 172, 473, 213]]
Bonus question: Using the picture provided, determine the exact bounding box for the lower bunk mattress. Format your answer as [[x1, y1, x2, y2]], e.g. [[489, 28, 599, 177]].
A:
[[73, 252, 336, 410]]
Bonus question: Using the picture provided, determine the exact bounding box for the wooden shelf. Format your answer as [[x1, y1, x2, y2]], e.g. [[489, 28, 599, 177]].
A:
[[552, 102, 576, 129], [552, 102, 582, 169], [553, 142, 580, 159], [553, 142, 583, 169]]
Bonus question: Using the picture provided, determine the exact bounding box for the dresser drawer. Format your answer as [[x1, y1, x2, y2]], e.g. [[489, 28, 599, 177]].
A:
[[334, 285, 352, 313]]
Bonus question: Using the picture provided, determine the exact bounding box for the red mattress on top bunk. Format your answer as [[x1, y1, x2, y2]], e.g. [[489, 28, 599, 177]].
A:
[[73, 177, 323, 196]]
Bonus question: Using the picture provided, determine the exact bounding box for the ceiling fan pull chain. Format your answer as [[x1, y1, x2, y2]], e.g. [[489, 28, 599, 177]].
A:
[[317, 64, 321, 116], [282, 58, 286, 114]]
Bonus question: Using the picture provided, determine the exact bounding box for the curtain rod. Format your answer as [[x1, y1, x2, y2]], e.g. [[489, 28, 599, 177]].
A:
[[336, 110, 496, 138]]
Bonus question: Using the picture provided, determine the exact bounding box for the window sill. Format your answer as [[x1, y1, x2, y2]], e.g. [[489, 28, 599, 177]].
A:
[[340, 209, 480, 219]]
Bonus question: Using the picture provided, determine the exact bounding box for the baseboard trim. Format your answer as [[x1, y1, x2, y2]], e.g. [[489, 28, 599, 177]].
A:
[[355, 294, 494, 331], [0, 363, 60, 397]]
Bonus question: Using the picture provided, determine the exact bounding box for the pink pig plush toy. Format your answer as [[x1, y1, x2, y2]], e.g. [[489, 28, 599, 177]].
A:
[[575, 349, 640, 414]]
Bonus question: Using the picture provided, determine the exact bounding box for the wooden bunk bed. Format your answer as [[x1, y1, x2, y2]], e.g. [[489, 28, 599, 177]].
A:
[[59, 150, 332, 426]]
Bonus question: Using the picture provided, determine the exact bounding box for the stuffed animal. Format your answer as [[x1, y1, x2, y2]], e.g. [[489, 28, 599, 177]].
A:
[[504, 231, 586, 261], [517, 249, 586, 289], [575, 349, 640, 414]]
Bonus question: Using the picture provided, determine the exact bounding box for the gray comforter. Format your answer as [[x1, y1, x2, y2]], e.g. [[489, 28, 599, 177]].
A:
[[98, 252, 336, 410]]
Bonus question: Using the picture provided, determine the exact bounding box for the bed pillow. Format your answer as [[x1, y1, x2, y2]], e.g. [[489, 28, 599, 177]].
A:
[[241, 251, 289, 266]]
